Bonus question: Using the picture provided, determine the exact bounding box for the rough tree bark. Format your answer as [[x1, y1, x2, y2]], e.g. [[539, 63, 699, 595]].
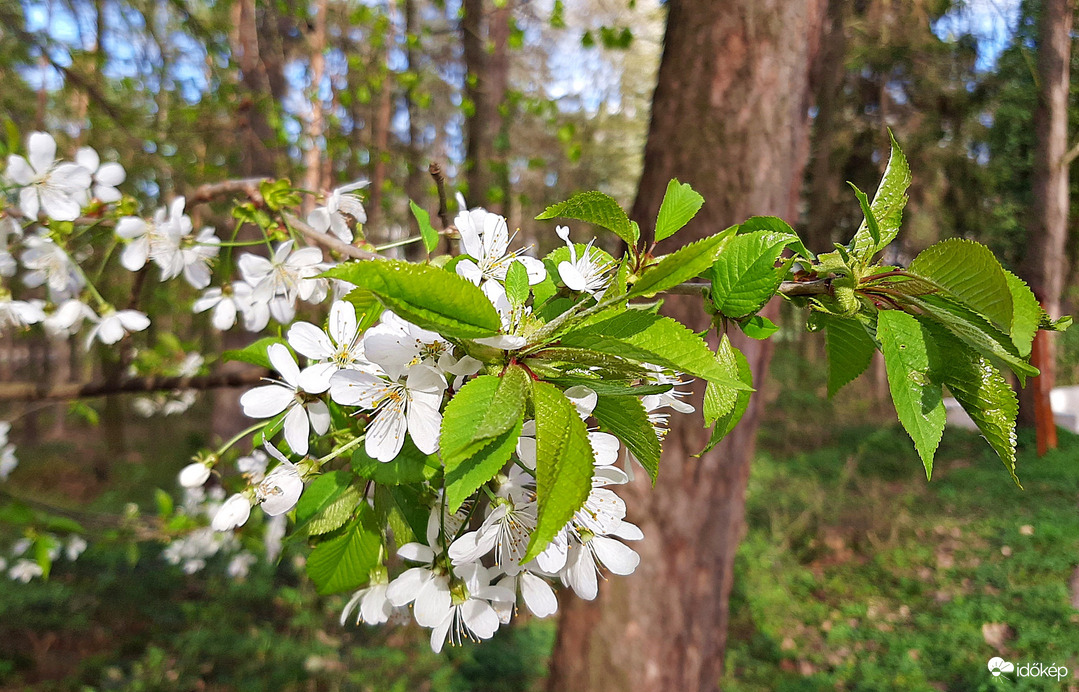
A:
[[1019, 0, 1074, 452], [302, 0, 329, 212], [547, 2, 825, 690]]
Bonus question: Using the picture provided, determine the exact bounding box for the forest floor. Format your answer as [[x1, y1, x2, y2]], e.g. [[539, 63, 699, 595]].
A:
[[1, 347, 1077, 691]]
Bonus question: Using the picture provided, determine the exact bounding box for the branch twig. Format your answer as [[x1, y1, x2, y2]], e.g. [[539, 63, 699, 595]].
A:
[[0, 369, 269, 403], [666, 279, 834, 298], [282, 212, 382, 261], [428, 162, 453, 230]]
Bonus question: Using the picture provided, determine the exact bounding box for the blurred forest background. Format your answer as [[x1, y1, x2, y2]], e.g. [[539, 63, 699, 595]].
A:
[[1, 0, 1079, 689]]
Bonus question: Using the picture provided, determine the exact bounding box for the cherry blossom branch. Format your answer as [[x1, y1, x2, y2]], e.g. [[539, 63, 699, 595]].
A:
[[281, 212, 382, 261], [429, 162, 453, 230], [655, 278, 834, 298], [0, 369, 269, 403]]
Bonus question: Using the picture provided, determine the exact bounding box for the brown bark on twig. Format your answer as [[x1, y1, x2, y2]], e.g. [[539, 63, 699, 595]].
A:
[[0, 369, 269, 403]]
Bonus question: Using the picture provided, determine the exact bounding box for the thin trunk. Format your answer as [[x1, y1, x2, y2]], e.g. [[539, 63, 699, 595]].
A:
[[230, 0, 278, 176], [303, 0, 329, 213], [367, 42, 395, 230], [1018, 0, 1073, 450], [403, 0, 424, 233], [461, 0, 511, 213], [548, 1, 825, 690], [805, 0, 848, 254]]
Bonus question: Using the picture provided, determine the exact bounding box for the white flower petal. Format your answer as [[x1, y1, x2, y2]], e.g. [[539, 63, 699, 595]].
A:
[[590, 535, 639, 575], [288, 322, 334, 360], [282, 404, 310, 455], [240, 384, 295, 419], [520, 571, 558, 617], [267, 343, 301, 387], [307, 399, 331, 435]]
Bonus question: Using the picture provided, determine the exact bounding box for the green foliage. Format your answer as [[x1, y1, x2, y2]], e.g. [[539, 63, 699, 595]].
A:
[[908, 238, 1014, 333], [352, 439, 441, 485], [535, 190, 639, 246], [324, 260, 501, 339], [1003, 270, 1041, 358], [439, 369, 529, 511], [523, 382, 595, 563], [559, 311, 752, 389], [654, 178, 705, 242], [698, 341, 753, 456], [294, 470, 358, 537], [630, 230, 733, 298], [877, 311, 946, 478], [848, 131, 911, 261], [710, 231, 796, 319], [704, 335, 740, 425], [222, 336, 289, 369], [822, 315, 876, 397], [592, 395, 661, 483], [409, 200, 441, 254], [306, 505, 383, 595], [505, 260, 530, 304]]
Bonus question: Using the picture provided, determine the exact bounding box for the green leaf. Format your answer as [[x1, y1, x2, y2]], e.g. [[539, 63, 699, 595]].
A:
[[877, 311, 945, 478], [925, 321, 1020, 486], [909, 238, 1013, 333], [374, 485, 428, 547], [295, 470, 352, 526], [222, 337, 288, 369], [740, 315, 779, 340], [710, 231, 794, 318], [445, 419, 523, 511], [409, 200, 440, 253], [547, 377, 672, 397], [654, 179, 705, 242], [305, 505, 382, 595], [910, 294, 1038, 383], [343, 288, 385, 333], [849, 182, 880, 247], [822, 315, 877, 397], [505, 260, 529, 304], [352, 438, 441, 485], [523, 382, 596, 562], [629, 229, 734, 298], [740, 217, 814, 260], [535, 190, 638, 245], [1003, 270, 1042, 358], [558, 311, 752, 389], [306, 488, 362, 536], [440, 369, 529, 510], [704, 335, 740, 425], [323, 260, 501, 339], [849, 131, 911, 259], [698, 344, 753, 456], [592, 395, 661, 483]]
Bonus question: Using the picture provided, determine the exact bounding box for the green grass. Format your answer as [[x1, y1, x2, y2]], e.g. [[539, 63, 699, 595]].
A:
[[724, 422, 1079, 692]]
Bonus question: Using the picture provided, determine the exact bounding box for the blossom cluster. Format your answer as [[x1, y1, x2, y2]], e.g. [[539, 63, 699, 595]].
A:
[[0, 131, 700, 651]]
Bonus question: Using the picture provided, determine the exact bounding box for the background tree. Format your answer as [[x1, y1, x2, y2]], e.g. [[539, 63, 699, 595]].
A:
[[548, 1, 827, 689]]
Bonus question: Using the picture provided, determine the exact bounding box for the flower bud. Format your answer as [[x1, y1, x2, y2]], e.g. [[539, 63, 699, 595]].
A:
[[212, 494, 251, 531], [257, 463, 304, 516], [178, 462, 211, 488]]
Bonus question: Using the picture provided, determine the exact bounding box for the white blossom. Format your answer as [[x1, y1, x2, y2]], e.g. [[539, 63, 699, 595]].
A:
[[239, 343, 330, 456], [179, 462, 212, 488], [454, 208, 545, 286], [307, 180, 368, 242], [0, 296, 45, 333], [84, 309, 150, 347], [74, 146, 126, 203], [211, 494, 252, 531], [255, 444, 304, 516], [329, 363, 446, 462], [42, 299, 95, 337], [8, 558, 43, 583], [287, 300, 375, 393], [341, 579, 395, 626], [555, 225, 614, 298], [5, 132, 91, 221], [21, 235, 83, 298]]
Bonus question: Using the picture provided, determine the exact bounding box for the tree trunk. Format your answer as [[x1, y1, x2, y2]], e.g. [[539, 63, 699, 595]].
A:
[[302, 0, 329, 213], [547, 1, 825, 690], [461, 0, 511, 213], [1018, 0, 1073, 451]]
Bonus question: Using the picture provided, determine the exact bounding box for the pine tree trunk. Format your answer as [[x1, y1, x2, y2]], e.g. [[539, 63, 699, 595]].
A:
[[547, 1, 824, 689], [1018, 0, 1073, 450]]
